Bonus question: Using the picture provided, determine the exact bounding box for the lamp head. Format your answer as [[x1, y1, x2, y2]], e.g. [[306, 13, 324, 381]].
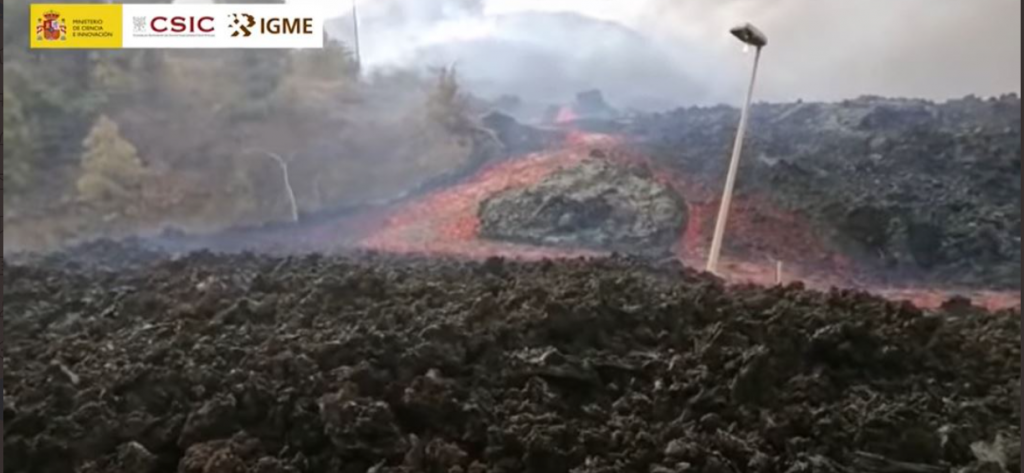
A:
[[730, 23, 767, 48]]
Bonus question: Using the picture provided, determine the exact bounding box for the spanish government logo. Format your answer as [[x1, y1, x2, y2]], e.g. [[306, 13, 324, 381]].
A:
[[36, 10, 68, 42]]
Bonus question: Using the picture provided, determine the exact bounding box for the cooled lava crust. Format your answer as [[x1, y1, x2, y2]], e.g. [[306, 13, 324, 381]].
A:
[[479, 159, 688, 254], [3, 243, 1020, 473]]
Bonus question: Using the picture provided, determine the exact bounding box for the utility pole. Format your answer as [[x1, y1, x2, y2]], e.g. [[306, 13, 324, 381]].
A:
[[352, 0, 362, 73], [707, 23, 768, 274]]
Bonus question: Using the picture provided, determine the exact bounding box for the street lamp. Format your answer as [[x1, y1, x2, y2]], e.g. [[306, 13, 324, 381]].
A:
[[351, 0, 362, 72], [706, 23, 768, 274], [244, 149, 300, 224]]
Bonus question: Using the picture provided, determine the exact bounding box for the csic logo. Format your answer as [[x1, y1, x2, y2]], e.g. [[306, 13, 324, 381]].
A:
[[36, 10, 67, 42], [134, 15, 215, 36], [228, 13, 315, 38]]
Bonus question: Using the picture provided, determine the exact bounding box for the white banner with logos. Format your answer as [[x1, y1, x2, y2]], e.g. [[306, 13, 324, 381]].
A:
[[122, 4, 325, 49]]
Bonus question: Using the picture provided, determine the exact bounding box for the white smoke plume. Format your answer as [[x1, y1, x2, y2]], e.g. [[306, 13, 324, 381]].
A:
[[637, 0, 1022, 103], [312, 0, 1021, 107]]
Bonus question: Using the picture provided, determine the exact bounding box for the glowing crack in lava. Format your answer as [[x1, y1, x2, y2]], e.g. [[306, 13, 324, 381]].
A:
[[359, 131, 1020, 311]]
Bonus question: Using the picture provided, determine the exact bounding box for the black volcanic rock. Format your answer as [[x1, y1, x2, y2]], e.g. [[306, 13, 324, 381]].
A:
[[481, 111, 562, 155], [479, 159, 687, 254], [632, 95, 1022, 289], [3, 245, 1020, 472]]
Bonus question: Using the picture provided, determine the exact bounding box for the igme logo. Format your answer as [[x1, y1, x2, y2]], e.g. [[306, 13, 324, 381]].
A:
[[228, 13, 315, 37], [228, 13, 256, 37]]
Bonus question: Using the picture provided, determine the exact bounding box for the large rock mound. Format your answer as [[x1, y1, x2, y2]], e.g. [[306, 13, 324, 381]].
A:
[[479, 159, 687, 253]]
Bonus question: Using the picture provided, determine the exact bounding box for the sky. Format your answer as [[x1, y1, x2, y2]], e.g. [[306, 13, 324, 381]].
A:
[[292, 0, 1022, 105]]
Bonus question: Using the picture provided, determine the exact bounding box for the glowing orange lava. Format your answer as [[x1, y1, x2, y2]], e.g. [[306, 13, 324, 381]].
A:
[[555, 106, 579, 124], [358, 130, 1020, 311], [360, 133, 617, 260]]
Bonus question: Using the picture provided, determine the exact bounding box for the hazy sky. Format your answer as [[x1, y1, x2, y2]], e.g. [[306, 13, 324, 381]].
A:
[[297, 0, 1022, 104]]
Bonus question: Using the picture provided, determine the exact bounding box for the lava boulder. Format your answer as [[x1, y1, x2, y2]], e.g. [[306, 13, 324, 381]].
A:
[[479, 159, 687, 254]]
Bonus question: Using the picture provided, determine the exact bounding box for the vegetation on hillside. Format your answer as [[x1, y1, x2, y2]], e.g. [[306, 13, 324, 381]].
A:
[[3, 0, 479, 251]]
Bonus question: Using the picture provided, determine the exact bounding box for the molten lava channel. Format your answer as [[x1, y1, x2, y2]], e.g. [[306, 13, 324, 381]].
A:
[[358, 131, 1020, 311]]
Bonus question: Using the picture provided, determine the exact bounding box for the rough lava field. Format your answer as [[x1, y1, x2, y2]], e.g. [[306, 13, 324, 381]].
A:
[[3, 96, 1021, 473], [3, 245, 1020, 473]]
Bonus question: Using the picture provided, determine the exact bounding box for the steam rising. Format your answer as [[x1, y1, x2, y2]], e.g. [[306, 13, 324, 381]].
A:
[[316, 0, 1021, 108]]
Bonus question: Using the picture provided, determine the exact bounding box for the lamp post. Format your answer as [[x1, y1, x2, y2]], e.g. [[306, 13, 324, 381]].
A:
[[706, 23, 768, 274], [245, 149, 299, 224], [351, 0, 362, 72]]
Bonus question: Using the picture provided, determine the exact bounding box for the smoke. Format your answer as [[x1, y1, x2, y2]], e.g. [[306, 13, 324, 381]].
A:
[[325, 0, 713, 112], [320, 0, 1020, 108], [638, 0, 1022, 103]]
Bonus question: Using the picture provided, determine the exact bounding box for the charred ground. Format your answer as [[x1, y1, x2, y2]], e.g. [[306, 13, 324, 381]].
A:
[[3, 243, 1020, 473]]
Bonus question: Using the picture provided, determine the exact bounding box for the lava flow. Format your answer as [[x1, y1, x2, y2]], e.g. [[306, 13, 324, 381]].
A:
[[359, 133, 617, 260], [358, 129, 1020, 311]]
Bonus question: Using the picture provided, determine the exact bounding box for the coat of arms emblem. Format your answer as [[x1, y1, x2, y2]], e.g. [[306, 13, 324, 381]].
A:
[[36, 11, 67, 41]]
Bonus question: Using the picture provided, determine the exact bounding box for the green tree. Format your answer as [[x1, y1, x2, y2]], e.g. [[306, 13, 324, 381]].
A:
[[221, 49, 291, 121], [427, 67, 472, 133], [242, 50, 290, 99], [4, 48, 105, 169], [77, 115, 146, 205], [3, 85, 36, 203], [91, 51, 139, 96], [4, 0, 31, 60], [294, 36, 360, 80]]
